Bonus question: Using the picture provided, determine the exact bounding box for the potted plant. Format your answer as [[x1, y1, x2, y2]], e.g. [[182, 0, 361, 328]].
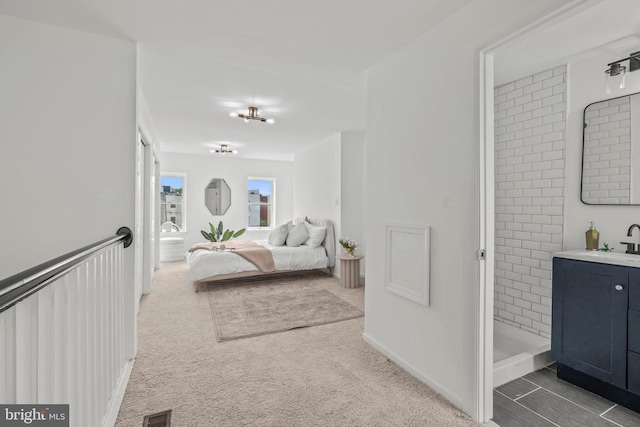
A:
[[201, 221, 246, 242], [339, 237, 359, 257]]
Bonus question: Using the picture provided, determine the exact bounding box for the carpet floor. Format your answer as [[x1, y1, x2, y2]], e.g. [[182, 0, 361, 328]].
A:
[[115, 261, 479, 427]]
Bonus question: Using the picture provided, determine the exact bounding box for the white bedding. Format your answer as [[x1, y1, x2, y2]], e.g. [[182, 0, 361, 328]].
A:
[[186, 239, 328, 283]]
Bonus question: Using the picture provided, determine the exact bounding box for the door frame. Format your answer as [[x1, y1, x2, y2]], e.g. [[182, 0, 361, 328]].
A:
[[135, 127, 156, 300], [475, 0, 599, 422]]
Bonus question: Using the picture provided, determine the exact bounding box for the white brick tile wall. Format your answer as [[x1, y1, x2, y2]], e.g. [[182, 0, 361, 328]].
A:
[[494, 66, 566, 338]]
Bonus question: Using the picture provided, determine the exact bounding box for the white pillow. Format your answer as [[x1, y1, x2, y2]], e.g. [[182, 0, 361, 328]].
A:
[[303, 221, 326, 248], [292, 217, 306, 225], [268, 223, 290, 246], [286, 222, 309, 247]]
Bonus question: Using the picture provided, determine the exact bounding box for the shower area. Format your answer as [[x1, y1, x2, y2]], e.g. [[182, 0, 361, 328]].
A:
[[492, 65, 567, 386]]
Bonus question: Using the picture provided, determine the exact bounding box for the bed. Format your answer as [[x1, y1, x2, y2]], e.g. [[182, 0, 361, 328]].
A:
[[186, 218, 336, 292]]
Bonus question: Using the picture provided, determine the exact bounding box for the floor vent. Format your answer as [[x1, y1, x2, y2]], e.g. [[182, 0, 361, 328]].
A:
[[143, 410, 172, 427]]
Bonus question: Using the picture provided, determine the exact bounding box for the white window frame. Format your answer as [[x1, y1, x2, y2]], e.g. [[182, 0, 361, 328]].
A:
[[247, 177, 276, 230], [160, 172, 187, 233]]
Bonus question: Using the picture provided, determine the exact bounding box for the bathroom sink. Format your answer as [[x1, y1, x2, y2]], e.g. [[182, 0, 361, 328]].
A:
[[554, 250, 640, 267]]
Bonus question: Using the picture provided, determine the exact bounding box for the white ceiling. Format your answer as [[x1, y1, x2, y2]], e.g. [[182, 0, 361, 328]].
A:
[[494, 0, 640, 87], [0, 0, 475, 161]]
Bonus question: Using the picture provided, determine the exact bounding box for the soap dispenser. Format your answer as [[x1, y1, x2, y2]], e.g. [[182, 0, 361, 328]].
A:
[[586, 221, 599, 251]]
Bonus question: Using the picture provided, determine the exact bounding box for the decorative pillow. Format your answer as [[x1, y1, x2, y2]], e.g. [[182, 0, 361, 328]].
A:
[[303, 221, 326, 248], [268, 223, 290, 246], [286, 222, 309, 247]]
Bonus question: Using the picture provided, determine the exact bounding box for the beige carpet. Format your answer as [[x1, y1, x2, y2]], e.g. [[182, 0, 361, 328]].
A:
[[115, 261, 479, 427], [205, 273, 364, 342]]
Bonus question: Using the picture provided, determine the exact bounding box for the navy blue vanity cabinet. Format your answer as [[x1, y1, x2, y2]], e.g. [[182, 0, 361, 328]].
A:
[[551, 258, 628, 387], [629, 267, 640, 394]]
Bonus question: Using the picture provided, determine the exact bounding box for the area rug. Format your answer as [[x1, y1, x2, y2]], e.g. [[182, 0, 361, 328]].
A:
[[205, 273, 364, 342]]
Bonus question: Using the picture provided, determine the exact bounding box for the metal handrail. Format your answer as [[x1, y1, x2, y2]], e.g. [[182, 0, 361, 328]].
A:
[[0, 227, 133, 313]]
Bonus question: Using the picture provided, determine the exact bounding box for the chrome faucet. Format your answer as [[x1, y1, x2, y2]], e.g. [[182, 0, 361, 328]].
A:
[[621, 224, 640, 254]]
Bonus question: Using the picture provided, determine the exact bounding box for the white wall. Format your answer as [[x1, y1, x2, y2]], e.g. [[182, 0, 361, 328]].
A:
[[158, 152, 294, 250], [0, 14, 137, 281], [564, 53, 640, 252], [341, 131, 366, 262], [293, 135, 342, 273], [293, 135, 341, 221], [363, 0, 573, 419]]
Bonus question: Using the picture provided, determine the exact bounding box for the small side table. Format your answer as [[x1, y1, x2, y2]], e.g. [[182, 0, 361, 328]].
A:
[[336, 254, 363, 288]]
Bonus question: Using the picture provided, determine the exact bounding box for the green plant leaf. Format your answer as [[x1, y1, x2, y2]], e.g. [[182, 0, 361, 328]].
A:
[[201, 230, 212, 242], [209, 223, 216, 234], [217, 221, 224, 236], [233, 228, 246, 238], [222, 229, 233, 241]]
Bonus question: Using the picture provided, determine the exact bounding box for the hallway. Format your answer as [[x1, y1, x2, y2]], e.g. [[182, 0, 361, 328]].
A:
[[116, 262, 477, 426]]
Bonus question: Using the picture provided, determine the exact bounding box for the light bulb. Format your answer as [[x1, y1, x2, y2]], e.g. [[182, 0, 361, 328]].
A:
[[266, 118, 275, 124], [229, 112, 238, 118], [244, 118, 249, 123]]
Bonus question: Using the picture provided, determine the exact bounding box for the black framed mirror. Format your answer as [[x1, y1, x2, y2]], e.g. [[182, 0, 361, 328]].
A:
[[581, 92, 639, 205]]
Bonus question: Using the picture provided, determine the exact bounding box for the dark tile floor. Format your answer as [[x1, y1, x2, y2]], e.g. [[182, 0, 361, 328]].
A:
[[493, 364, 640, 427]]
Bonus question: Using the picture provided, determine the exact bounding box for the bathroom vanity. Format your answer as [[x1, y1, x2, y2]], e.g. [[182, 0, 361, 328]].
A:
[[552, 250, 640, 412]]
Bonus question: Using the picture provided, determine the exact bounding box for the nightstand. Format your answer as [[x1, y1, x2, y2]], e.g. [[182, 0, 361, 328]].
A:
[[336, 255, 363, 288]]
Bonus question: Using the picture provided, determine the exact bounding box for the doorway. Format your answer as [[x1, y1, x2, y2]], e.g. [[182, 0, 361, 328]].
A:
[[476, 0, 631, 422]]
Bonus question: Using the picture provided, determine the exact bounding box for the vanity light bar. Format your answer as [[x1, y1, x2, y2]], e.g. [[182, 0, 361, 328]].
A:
[[604, 51, 640, 94], [631, 51, 640, 72], [606, 51, 640, 73]]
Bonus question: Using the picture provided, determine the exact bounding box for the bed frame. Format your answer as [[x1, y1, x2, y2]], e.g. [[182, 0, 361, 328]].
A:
[[193, 218, 336, 292]]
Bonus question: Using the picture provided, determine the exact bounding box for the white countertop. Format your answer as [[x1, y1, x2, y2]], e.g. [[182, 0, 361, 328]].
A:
[[553, 250, 640, 268]]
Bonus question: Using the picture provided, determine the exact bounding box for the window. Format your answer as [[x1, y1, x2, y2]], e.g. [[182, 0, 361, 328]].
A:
[[160, 174, 186, 232], [248, 178, 275, 228]]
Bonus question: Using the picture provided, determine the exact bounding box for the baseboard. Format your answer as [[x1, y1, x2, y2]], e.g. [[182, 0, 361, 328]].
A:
[[361, 332, 463, 410], [102, 358, 135, 427]]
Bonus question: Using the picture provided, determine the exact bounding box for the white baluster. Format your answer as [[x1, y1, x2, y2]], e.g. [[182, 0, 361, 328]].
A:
[[77, 263, 89, 427], [116, 245, 124, 369], [54, 276, 68, 404], [1, 307, 16, 403], [96, 252, 107, 417], [36, 285, 55, 402], [66, 269, 79, 426], [107, 247, 115, 398], [0, 311, 5, 403], [16, 296, 37, 403], [86, 257, 98, 426]]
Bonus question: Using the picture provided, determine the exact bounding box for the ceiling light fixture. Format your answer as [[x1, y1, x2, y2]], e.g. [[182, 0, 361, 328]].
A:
[[229, 106, 275, 124], [210, 144, 238, 154], [605, 51, 640, 94]]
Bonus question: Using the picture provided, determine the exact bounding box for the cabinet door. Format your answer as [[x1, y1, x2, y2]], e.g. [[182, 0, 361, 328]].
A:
[[551, 258, 628, 387]]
